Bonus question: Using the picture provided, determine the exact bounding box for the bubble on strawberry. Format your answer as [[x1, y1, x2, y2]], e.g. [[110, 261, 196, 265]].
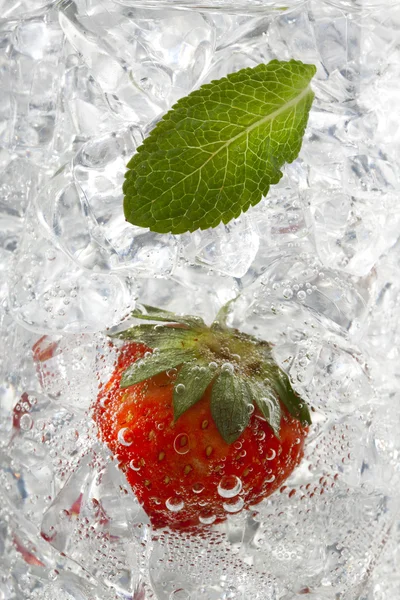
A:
[[174, 433, 190, 455], [192, 483, 204, 494], [129, 459, 142, 472], [217, 476, 242, 499], [198, 511, 216, 525], [166, 497, 185, 513], [117, 427, 133, 447], [223, 497, 245, 514], [266, 449, 277, 461]]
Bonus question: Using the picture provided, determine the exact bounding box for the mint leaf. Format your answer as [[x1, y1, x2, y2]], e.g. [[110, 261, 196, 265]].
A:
[[124, 59, 316, 234], [173, 363, 215, 421], [210, 370, 250, 444], [120, 348, 195, 388]]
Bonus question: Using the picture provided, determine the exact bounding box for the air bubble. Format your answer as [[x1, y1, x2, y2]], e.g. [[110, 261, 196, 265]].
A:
[[282, 288, 293, 299], [169, 590, 191, 600], [199, 511, 216, 525], [19, 414, 33, 431], [174, 433, 190, 455], [175, 383, 186, 395], [266, 449, 276, 461], [221, 363, 234, 374], [99, 396, 110, 409], [118, 427, 133, 446], [265, 474, 276, 483], [166, 497, 184, 512], [129, 460, 141, 471], [218, 475, 242, 498], [48, 569, 58, 581], [297, 291, 307, 301], [45, 250, 56, 261], [192, 483, 204, 494], [209, 362, 218, 371], [223, 497, 244, 513]]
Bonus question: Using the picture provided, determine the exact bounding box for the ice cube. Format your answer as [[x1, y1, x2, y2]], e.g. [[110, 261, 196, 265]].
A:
[[35, 129, 178, 276], [310, 170, 400, 277], [182, 214, 259, 279], [9, 203, 136, 333], [235, 251, 371, 343], [5, 15, 64, 164], [59, 1, 215, 124], [0, 155, 42, 254], [41, 451, 144, 596], [62, 53, 122, 137]]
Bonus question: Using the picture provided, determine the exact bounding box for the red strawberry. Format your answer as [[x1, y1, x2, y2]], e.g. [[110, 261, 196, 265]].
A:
[[94, 305, 310, 531]]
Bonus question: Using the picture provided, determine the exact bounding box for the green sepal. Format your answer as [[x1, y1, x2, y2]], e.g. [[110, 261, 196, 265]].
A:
[[212, 299, 235, 330], [120, 348, 195, 389], [173, 363, 216, 421], [110, 323, 197, 351], [246, 380, 282, 438], [273, 371, 312, 426], [132, 304, 205, 328], [210, 370, 251, 444]]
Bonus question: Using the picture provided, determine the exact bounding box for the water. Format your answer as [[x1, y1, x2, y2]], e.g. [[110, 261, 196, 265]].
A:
[[1, 0, 400, 598]]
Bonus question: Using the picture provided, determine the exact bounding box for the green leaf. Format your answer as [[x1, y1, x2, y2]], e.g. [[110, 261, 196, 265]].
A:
[[210, 370, 251, 444], [246, 381, 282, 438], [120, 348, 195, 388], [124, 59, 316, 234], [173, 363, 215, 421], [110, 323, 197, 350], [132, 304, 205, 327], [273, 371, 312, 426]]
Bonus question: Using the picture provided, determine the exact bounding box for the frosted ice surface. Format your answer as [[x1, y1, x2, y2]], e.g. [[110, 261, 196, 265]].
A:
[[1, 1, 400, 599], [59, 1, 215, 123], [182, 215, 259, 278], [1, 14, 64, 166]]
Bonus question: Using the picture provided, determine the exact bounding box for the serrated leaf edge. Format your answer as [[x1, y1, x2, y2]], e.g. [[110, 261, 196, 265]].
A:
[[124, 60, 317, 234]]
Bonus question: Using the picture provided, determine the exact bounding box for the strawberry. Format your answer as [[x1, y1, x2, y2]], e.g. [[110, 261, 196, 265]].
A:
[[94, 305, 310, 531]]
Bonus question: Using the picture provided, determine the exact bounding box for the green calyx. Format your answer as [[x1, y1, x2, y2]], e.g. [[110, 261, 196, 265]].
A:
[[112, 304, 311, 444]]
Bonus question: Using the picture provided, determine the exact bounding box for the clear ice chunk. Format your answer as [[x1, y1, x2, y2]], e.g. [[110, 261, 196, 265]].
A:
[[34, 128, 178, 276], [59, 1, 215, 124], [9, 203, 136, 333], [182, 215, 259, 278]]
